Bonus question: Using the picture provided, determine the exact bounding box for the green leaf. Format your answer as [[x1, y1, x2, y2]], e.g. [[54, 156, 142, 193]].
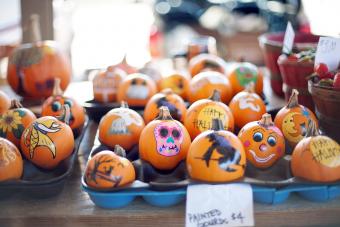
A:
[[13, 124, 25, 139], [17, 109, 26, 117], [0, 129, 6, 138]]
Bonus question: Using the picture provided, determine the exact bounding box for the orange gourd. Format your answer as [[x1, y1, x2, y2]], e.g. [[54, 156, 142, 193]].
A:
[[187, 118, 246, 182], [98, 102, 145, 151], [0, 91, 11, 114], [184, 90, 234, 140], [139, 106, 191, 170], [188, 53, 226, 77], [238, 113, 285, 169], [0, 138, 23, 181], [159, 72, 190, 100]]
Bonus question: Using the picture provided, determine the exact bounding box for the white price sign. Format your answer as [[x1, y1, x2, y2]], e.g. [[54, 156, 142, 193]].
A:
[[315, 37, 340, 71], [282, 22, 295, 54], [186, 184, 254, 227]]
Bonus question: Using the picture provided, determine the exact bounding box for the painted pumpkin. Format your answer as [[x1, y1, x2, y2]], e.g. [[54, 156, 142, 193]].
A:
[[85, 145, 136, 189], [139, 106, 191, 170], [274, 89, 318, 151], [20, 106, 74, 169], [227, 62, 263, 96], [159, 72, 190, 100], [144, 89, 187, 123], [41, 79, 86, 134], [238, 113, 285, 169], [185, 90, 234, 140], [138, 62, 162, 87], [0, 90, 11, 114], [116, 73, 157, 107], [188, 71, 233, 104], [0, 138, 23, 181], [229, 83, 266, 129], [93, 66, 126, 103], [187, 118, 246, 182], [0, 100, 36, 147], [291, 119, 340, 182], [188, 53, 226, 77], [99, 102, 145, 151]]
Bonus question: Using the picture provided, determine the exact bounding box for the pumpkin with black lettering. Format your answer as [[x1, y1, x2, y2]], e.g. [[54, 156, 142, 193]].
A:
[[0, 91, 10, 114], [159, 72, 190, 100], [188, 53, 226, 77], [0, 138, 23, 181]]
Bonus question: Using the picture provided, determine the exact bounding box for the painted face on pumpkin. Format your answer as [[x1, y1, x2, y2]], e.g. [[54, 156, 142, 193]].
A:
[[50, 96, 75, 124], [282, 112, 309, 143], [126, 78, 149, 99], [154, 122, 183, 157]]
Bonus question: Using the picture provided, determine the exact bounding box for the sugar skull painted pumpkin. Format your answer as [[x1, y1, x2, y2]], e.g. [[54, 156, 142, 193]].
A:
[[159, 72, 190, 100], [188, 53, 226, 77], [0, 91, 10, 114], [186, 118, 246, 182], [0, 100, 36, 147], [238, 113, 285, 169], [85, 145, 136, 189], [185, 90, 234, 140], [0, 138, 23, 181], [116, 73, 157, 107], [99, 102, 145, 151], [139, 106, 191, 170]]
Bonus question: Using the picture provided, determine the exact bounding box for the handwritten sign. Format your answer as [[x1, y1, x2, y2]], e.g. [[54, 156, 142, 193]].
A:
[[315, 37, 340, 71], [282, 22, 295, 54], [186, 184, 254, 227]]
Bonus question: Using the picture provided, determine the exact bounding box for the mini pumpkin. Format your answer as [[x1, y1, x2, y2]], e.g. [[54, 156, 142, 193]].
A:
[[0, 90, 11, 114], [0, 100, 36, 147], [184, 90, 234, 140], [188, 71, 233, 104], [0, 138, 23, 181], [188, 53, 226, 77], [291, 119, 340, 182], [99, 101, 145, 151], [85, 145, 136, 189], [116, 73, 157, 107], [229, 83, 266, 130], [159, 72, 190, 100], [138, 62, 162, 87], [274, 89, 318, 151], [187, 118, 246, 182], [41, 79, 86, 134], [20, 106, 74, 169], [238, 113, 285, 169], [139, 106, 191, 170], [93, 66, 126, 103]]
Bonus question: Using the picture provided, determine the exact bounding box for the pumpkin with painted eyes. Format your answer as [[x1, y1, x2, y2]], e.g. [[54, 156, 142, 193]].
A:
[[274, 89, 318, 152], [0, 138, 23, 181], [99, 102, 145, 151], [116, 73, 157, 107], [41, 79, 86, 134], [185, 90, 234, 140], [188, 53, 226, 77], [238, 113, 285, 169], [188, 71, 233, 104], [229, 83, 266, 130], [139, 106, 191, 170], [159, 72, 190, 100], [0, 91, 11, 114], [187, 118, 246, 182], [85, 145, 136, 189]]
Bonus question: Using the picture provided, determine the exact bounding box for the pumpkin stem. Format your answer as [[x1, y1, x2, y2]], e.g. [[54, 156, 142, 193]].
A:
[[114, 144, 126, 158], [259, 113, 274, 128], [29, 14, 41, 42], [58, 104, 71, 125], [53, 78, 64, 96], [305, 118, 320, 137], [156, 106, 173, 120], [287, 89, 299, 108], [211, 118, 224, 131], [245, 81, 255, 93], [120, 101, 129, 109], [10, 100, 23, 109], [209, 89, 221, 102]]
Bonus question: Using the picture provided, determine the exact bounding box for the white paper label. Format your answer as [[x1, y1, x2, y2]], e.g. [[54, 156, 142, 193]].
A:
[[282, 22, 295, 54], [315, 37, 340, 71], [186, 184, 254, 227]]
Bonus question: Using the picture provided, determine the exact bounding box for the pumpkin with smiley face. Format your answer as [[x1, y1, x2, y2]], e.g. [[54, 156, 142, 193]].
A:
[[159, 72, 190, 100], [188, 53, 226, 77], [117, 73, 157, 107], [238, 113, 285, 169]]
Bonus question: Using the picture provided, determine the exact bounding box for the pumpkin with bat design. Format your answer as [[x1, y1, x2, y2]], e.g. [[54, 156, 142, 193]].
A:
[[159, 72, 190, 100], [85, 145, 136, 189], [238, 113, 285, 169], [188, 53, 226, 77], [0, 100, 36, 147], [99, 102, 145, 151], [0, 91, 11, 114], [117, 73, 157, 107], [20, 106, 74, 169], [139, 106, 191, 170], [0, 138, 23, 181], [187, 118, 246, 182], [274, 89, 317, 151], [184, 90, 234, 140]]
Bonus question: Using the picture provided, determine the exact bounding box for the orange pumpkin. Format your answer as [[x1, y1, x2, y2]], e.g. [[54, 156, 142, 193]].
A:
[[274, 89, 318, 151], [21, 106, 74, 169], [99, 102, 145, 151], [187, 118, 246, 182], [159, 72, 190, 100], [116, 73, 157, 107], [0, 138, 23, 181], [0, 91, 11, 114], [184, 90, 234, 140], [238, 113, 285, 169], [188, 53, 226, 77], [291, 119, 340, 182], [188, 71, 233, 104], [93, 66, 126, 103], [138, 62, 162, 87], [41, 79, 86, 134], [85, 145, 135, 189], [0, 100, 36, 147], [139, 106, 191, 170], [227, 62, 263, 96], [229, 83, 266, 129]]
